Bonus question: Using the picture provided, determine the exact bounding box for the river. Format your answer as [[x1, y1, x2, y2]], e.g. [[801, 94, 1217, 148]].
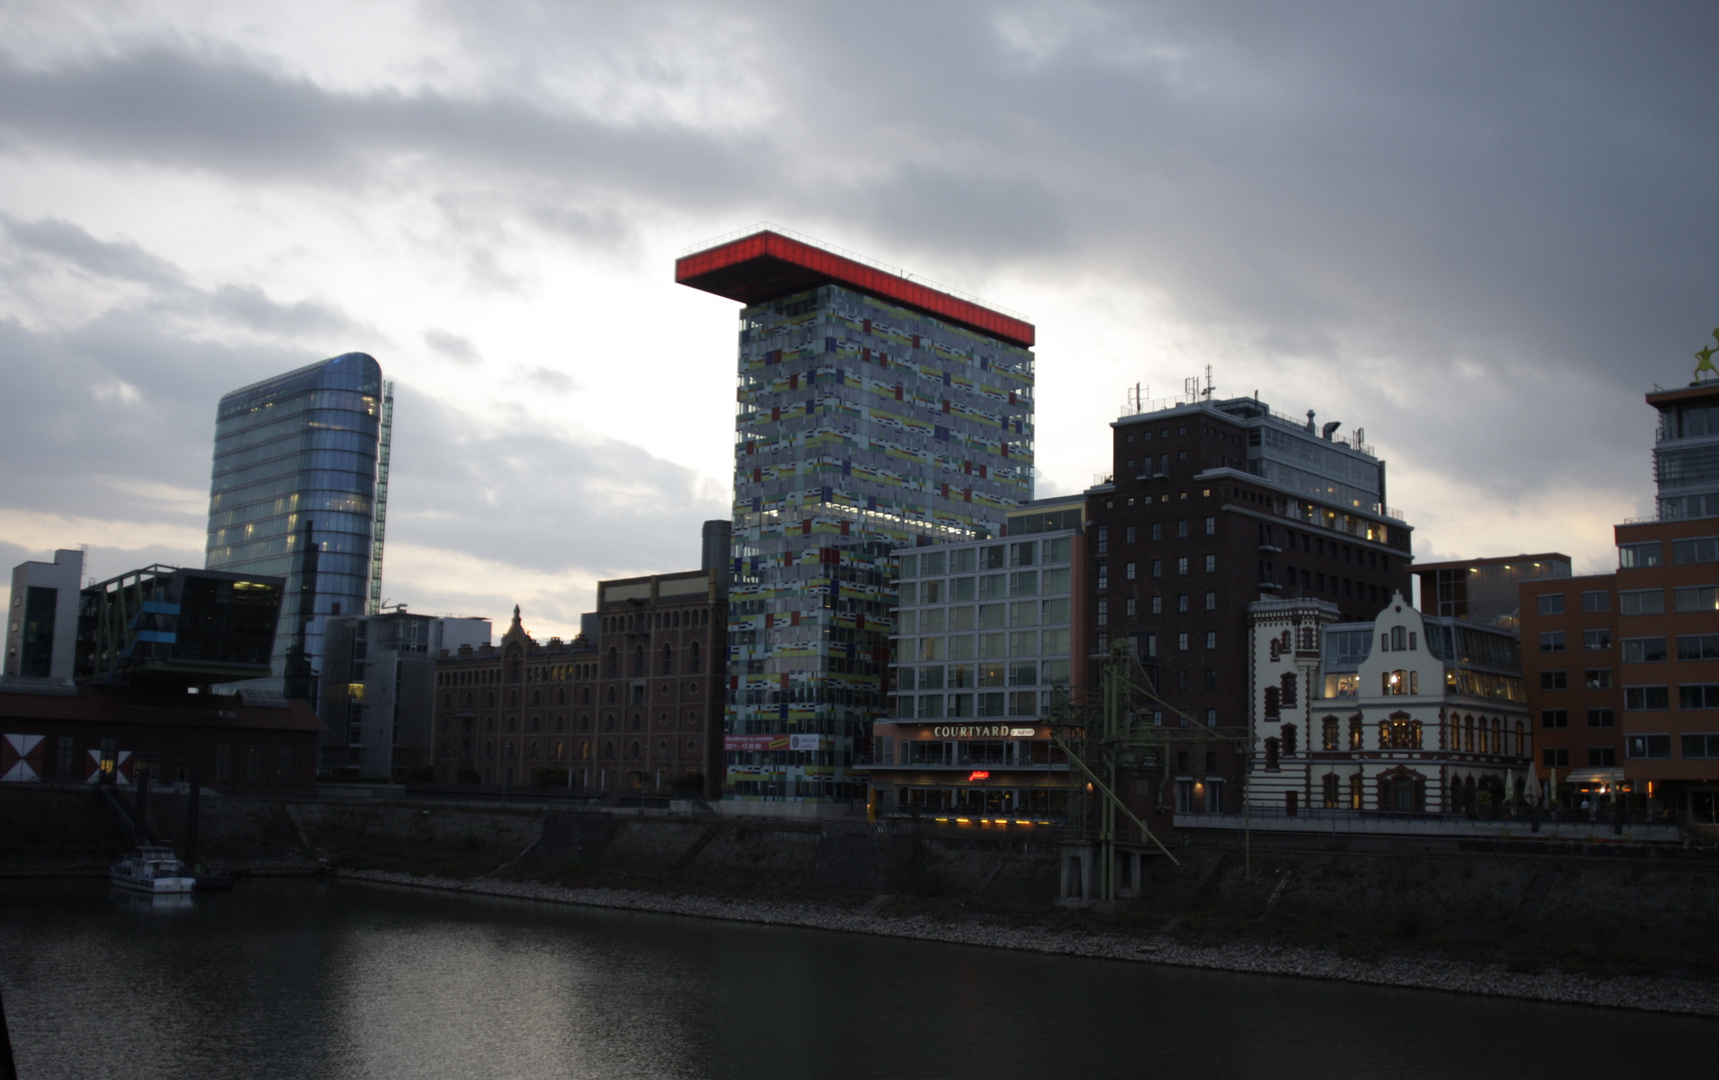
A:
[[0, 880, 1711, 1078]]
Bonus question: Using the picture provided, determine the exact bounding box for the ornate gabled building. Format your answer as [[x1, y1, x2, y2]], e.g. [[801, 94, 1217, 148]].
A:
[[1246, 593, 1532, 815]]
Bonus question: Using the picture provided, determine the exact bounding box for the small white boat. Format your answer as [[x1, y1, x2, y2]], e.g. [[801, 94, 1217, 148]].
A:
[[109, 845, 196, 894]]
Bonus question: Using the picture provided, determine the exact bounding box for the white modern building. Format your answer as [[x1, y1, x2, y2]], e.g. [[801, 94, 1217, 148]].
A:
[[4, 549, 84, 684], [1246, 592, 1533, 815]]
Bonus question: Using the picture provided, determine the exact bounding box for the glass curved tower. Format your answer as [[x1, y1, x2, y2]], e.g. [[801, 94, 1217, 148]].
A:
[[204, 353, 390, 702]]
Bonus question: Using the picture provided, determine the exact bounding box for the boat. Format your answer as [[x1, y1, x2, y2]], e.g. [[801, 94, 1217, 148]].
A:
[[109, 845, 196, 894]]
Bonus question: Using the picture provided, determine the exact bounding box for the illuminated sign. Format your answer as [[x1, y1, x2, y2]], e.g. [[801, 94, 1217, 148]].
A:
[[968, 771, 990, 781], [931, 724, 1038, 739]]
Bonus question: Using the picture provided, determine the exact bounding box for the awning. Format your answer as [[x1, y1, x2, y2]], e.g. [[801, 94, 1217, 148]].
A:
[[1562, 767, 1625, 785]]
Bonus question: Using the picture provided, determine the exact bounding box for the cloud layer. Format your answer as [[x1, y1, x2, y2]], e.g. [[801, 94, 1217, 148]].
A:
[[1, 1, 1715, 629]]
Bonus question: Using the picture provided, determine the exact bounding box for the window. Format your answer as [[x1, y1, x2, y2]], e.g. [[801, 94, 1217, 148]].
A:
[[1584, 669, 1612, 690], [1321, 716, 1339, 750], [1204, 555, 1216, 573], [1204, 517, 1216, 536], [1675, 586, 1719, 613], [1176, 557, 1189, 576], [1204, 591, 1216, 611], [1588, 747, 1617, 767], [1626, 734, 1671, 758], [1679, 634, 1719, 660], [1672, 537, 1719, 564], [1625, 686, 1669, 710], [1151, 560, 1163, 578], [1542, 747, 1570, 767], [1539, 631, 1565, 652], [1177, 594, 1189, 613], [1096, 598, 1108, 627], [1125, 526, 1136, 544], [1540, 671, 1566, 690], [1125, 562, 1136, 580], [1096, 526, 1109, 554], [1125, 598, 1136, 618], [1679, 684, 1719, 709], [1681, 733, 1719, 758], [1176, 519, 1189, 538], [1541, 710, 1568, 729], [1619, 541, 1662, 568], [1151, 596, 1163, 615], [1622, 636, 1668, 662], [1583, 629, 1611, 650], [1537, 594, 1565, 615], [1620, 589, 1665, 615], [1205, 631, 1216, 649], [1587, 707, 1615, 728], [1581, 591, 1610, 612], [1178, 632, 1189, 651]]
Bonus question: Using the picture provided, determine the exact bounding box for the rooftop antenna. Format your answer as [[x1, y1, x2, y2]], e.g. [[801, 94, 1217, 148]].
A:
[[1203, 364, 1214, 400], [1127, 382, 1149, 414]]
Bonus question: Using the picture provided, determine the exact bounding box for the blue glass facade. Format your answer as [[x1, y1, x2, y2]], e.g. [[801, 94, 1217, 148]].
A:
[[205, 353, 386, 700]]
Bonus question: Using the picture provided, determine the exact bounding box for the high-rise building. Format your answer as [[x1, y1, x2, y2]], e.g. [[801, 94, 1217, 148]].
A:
[[1086, 388, 1413, 817], [676, 227, 1035, 804], [204, 353, 391, 703]]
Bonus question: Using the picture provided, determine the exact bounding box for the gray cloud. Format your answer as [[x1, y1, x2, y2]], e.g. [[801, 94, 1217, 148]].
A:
[[386, 384, 725, 578], [1, 1, 1716, 566], [423, 328, 479, 364]]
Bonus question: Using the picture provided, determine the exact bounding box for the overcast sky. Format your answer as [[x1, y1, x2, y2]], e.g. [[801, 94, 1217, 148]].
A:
[[2, 1, 1715, 640]]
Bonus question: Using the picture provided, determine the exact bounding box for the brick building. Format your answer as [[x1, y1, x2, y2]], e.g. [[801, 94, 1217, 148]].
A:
[[431, 568, 727, 799], [1086, 391, 1413, 815], [0, 683, 321, 791], [1515, 377, 1719, 823]]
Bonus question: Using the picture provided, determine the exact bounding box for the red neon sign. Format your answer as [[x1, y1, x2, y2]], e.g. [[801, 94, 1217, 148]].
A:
[[968, 770, 990, 781]]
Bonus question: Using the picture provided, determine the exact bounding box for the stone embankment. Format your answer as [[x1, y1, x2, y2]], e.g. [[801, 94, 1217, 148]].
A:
[[341, 868, 1719, 1019]]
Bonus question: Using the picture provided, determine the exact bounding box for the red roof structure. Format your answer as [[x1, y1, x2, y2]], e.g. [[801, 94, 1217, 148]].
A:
[[676, 228, 1035, 348]]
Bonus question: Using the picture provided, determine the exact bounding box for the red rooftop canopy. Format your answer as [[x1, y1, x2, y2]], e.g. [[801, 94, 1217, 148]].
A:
[[675, 229, 1035, 348]]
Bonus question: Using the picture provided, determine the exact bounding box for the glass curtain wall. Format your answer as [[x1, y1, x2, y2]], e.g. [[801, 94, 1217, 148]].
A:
[[205, 353, 385, 701]]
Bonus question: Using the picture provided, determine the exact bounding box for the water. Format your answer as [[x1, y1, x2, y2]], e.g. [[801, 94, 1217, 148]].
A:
[[0, 880, 1711, 1079]]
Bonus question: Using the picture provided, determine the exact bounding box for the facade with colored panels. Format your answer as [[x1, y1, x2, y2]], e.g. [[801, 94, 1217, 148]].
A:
[[868, 496, 1088, 823], [205, 353, 392, 704], [678, 228, 1034, 804]]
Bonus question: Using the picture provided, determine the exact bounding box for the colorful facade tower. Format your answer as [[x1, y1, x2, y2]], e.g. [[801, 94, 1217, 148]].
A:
[[676, 228, 1035, 803]]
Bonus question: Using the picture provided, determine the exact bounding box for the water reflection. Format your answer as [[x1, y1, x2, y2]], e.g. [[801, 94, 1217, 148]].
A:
[[0, 880, 1713, 1079]]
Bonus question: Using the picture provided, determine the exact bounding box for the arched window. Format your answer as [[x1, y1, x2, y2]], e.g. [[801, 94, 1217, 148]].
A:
[[1264, 686, 1281, 718], [1514, 720, 1525, 756], [603, 740, 614, 759], [689, 641, 701, 674], [463, 691, 472, 708], [633, 645, 645, 677], [486, 691, 496, 707], [606, 647, 618, 677], [530, 716, 541, 732], [1490, 717, 1502, 754], [606, 686, 616, 704], [630, 713, 642, 731], [629, 740, 641, 759], [1348, 714, 1363, 750], [556, 688, 565, 705], [527, 740, 538, 760], [532, 689, 541, 706], [1321, 716, 1339, 751], [509, 690, 519, 707], [582, 687, 591, 705], [1280, 673, 1297, 708], [662, 643, 674, 675], [1281, 723, 1298, 756], [1264, 737, 1281, 770], [1464, 715, 1475, 752]]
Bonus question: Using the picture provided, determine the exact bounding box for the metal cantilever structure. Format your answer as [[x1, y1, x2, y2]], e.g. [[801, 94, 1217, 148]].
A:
[[1050, 640, 1254, 902]]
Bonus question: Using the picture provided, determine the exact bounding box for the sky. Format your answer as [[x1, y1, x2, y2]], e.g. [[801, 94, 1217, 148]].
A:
[[1, 1, 1715, 641]]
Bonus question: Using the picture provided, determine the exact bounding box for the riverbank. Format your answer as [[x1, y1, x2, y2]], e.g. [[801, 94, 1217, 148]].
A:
[[340, 868, 1719, 1019]]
